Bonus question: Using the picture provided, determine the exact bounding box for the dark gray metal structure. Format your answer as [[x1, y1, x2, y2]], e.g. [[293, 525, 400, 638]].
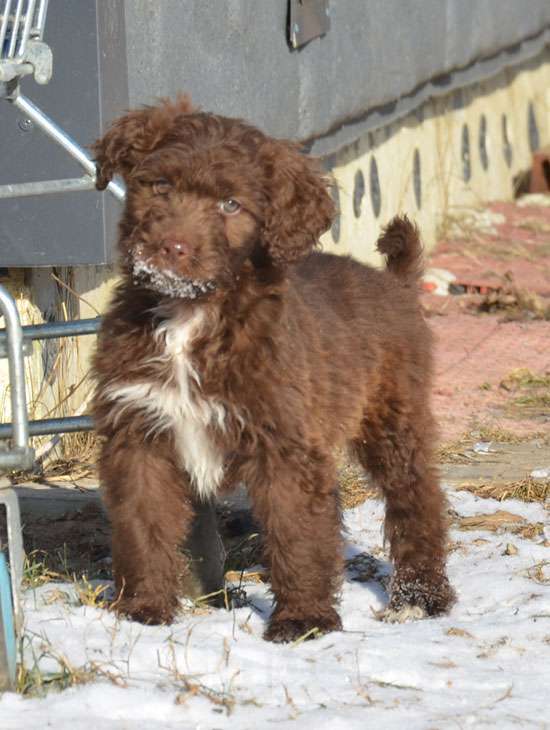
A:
[[1, 0, 550, 266], [123, 1, 550, 152], [0, 0, 126, 267]]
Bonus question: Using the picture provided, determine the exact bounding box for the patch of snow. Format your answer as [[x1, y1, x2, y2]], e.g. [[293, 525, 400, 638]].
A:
[[446, 487, 548, 522], [1, 492, 549, 729]]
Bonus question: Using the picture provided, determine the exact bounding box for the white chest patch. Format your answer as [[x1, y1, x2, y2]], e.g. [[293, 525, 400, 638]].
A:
[[104, 310, 226, 499]]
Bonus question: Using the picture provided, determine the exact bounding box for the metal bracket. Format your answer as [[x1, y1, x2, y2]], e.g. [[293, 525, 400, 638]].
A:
[[0, 39, 52, 84], [289, 0, 330, 50]]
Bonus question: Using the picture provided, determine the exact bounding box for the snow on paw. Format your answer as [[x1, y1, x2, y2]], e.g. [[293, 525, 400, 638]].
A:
[[377, 603, 427, 623]]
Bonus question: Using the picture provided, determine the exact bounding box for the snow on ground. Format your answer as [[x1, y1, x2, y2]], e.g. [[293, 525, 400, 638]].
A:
[[2, 491, 549, 730]]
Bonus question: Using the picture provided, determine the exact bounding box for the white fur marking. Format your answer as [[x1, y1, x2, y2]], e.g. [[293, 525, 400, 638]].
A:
[[104, 310, 226, 499]]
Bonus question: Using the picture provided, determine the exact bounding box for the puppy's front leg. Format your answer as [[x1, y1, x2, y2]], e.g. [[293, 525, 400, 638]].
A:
[[100, 433, 195, 624], [249, 450, 343, 643]]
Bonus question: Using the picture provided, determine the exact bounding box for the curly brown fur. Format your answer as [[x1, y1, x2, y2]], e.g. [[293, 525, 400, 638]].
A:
[[92, 97, 455, 641]]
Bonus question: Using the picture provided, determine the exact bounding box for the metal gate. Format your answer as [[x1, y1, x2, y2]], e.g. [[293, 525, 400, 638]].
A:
[[0, 0, 124, 690]]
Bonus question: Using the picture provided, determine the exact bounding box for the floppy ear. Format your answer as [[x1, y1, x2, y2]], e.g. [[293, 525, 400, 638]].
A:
[[92, 95, 195, 190], [260, 140, 335, 265]]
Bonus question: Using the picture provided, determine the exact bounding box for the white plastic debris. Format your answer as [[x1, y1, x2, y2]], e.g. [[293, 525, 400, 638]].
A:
[[473, 441, 493, 454], [423, 267, 456, 296]]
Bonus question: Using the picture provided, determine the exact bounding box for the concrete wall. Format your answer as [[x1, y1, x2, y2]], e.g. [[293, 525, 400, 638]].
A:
[[323, 48, 550, 264]]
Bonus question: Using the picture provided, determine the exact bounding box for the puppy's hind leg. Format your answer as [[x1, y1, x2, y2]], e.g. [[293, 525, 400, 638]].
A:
[[353, 405, 455, 622]]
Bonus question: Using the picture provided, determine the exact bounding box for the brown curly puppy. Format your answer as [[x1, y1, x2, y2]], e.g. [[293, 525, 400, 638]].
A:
[[92, 96, 455, 642]]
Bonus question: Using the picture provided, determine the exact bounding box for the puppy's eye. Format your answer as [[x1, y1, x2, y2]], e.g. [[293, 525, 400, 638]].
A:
[[219, 199, 241, 215], [152, 179, 172, 195]]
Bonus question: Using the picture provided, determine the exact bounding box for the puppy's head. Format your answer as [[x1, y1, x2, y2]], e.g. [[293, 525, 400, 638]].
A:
[[94, 96, 334, 300]]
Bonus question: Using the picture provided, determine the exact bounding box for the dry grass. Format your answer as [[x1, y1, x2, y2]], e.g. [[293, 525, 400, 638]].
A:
[[22, 550, 109, 609], [512, 522, 546, 541], [337, 456, 379, 508], [437, 206, 504, 244], [473, 423, 545, 444], [17, 552, 118, 696], [455, 510, 526, 532], [160, 641, 237, 715], [520, 560, 550, 586], [436, 437, 473, 464], [17, 634, 125, 697], [437, 419, 548, 464], [438, 429, 517, 464], [446, 627, 475, 640], [511, 392, 550, 410], [224, 569, 267, 585], [453, 509, 545, 539], [516, 217, 550, 235], [505, 368, 550, 390], [456, 477, 550, 503], [1, 268, 99, 483], [498, 368, 550, 417], [474, 285, 550, 321], [22, 550, 62, 589]]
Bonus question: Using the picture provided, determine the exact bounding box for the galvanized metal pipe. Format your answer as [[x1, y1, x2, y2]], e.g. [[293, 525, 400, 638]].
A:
[[17, 0, 35, 58], [0, 316, 101, 343], [0, 488, 24, 633], [0, 286, 33, 467], [7, 0, 22, 57], [35, 0, 47, 36], [0, 176, 97, 198], [10, 93, 126, 201], [0, 415, 93, 439], [0, 317, 100, 445], [0, 1, 13, 56]]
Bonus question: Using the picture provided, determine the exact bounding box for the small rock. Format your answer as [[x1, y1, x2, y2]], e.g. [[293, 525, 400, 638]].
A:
[[503, 543, 518, 556]]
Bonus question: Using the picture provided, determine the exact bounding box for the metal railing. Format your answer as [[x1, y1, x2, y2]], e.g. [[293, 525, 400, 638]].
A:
[[0, 313, 99, 448], [0, 286, 33, 471], [0, 0, 124, 464], [0, 1, 123, 679]]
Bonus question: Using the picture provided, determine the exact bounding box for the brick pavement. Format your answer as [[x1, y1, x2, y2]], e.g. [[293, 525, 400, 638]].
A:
[[423, 196, 550, 443]]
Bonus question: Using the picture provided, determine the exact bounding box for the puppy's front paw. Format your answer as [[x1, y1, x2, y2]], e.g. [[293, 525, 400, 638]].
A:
[[264, 611, 342, 643]]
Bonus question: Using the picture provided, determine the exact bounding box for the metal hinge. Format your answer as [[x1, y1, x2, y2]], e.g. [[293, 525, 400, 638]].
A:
[[288, 0, 330, 50]]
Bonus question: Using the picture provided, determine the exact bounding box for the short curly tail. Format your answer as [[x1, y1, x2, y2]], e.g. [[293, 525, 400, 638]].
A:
[[376, 215, 423, 280]]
